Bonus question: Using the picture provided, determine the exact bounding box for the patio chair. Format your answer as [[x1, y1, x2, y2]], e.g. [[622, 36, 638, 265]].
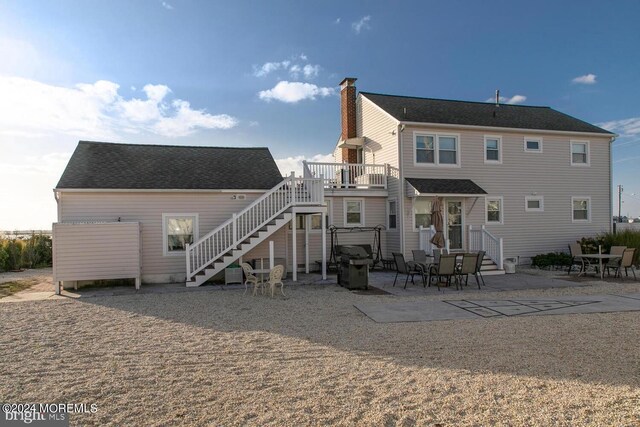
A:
[[607, 248, 637, 280], [603, 246, 627, 273], [568, 243, 585, 275], [391, 252, 424, 289], [457, 253, 480, 289], [241, 262, 260, 295], [266, 265, 285, 297], [428, 254, 459, 290], [473, 250, 486, 287], [412, 249, 433, 271]]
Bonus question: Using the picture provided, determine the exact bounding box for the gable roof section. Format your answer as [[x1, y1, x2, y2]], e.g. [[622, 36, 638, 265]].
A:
[[56, 141, 284, 190], [361, 92, 613, 135], [406, 177, 487, 195]]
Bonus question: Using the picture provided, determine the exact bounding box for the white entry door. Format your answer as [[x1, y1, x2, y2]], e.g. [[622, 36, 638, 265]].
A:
[[446, 200, 464, 250]]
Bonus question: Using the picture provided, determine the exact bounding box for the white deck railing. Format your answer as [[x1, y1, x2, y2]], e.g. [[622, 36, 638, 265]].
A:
[[186, 173, 324, 281], [418, 225, 436, 255], [469, 225, 504, 269], [303, 161, 387, 189]]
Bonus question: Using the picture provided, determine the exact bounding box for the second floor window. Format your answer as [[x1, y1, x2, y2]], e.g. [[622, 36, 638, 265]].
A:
[[571, 141, 589, 165], [344, 199, 364, 227], [415, 133, 459, 166], [484, 136, 501, 163]]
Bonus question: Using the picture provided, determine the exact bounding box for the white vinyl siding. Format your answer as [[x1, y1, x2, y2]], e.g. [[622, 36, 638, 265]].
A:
[[525, 196, 544, 212], [524, 137, 543, 153], [571, 141, 590, 166], [414, 132, 460, 167], [53, 222, 141, 283], [572, 197, 591, 222], [485, 197, 504, 224], [484, 135, 502, 163]]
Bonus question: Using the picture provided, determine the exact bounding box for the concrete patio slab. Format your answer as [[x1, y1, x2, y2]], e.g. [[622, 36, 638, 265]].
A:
[[355, 294, 640, 323]]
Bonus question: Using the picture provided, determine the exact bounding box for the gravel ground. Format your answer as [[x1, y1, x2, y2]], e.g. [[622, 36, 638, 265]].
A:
[[1, 274, 639, 426]]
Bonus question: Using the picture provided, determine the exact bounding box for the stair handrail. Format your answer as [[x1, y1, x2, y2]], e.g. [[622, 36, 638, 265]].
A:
[[469, 225, 504, 270], [186, 173, 323, 280]]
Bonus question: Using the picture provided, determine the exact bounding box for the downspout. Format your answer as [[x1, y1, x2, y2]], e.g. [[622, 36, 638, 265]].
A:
[[397, 123, 405, 254], [53, 189, 61, 222], [609, 135, 616, 233]]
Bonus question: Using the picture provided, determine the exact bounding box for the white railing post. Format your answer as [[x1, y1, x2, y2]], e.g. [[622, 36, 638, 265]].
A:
[[481, 225, 486, 251], [290, 171, 295, 204], [302, 160, 310, 178], [498, 238, 504, 270], [384, 163, 389, 189], [232, 213, 237, 246], [319, 174, 325, 203], [185, 243, 191, 281]]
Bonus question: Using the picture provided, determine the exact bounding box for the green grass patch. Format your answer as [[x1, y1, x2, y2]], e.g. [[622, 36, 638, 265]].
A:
[[0, 278, 40, 298]]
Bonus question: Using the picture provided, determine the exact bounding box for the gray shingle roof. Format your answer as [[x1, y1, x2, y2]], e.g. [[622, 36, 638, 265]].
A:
[[56, 141, 284, 190], [406, 178, 487, 195], [361, 92, 613, 135]]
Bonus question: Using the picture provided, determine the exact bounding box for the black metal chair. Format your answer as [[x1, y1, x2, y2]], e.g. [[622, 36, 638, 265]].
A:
[[473, 250, 486, 287], [391, 252, 424, 289], [428, 254, 459, 290]]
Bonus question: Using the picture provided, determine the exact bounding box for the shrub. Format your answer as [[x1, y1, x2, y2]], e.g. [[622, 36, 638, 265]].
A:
[[21, 233, 52, 268], [599, 230, 640, 265], [0, 245, 8, 272], [531, 252, 572, 269], [3, 239, 24, 271]]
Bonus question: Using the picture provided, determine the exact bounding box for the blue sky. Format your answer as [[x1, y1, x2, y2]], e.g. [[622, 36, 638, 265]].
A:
[[1, 0, 639, 229]]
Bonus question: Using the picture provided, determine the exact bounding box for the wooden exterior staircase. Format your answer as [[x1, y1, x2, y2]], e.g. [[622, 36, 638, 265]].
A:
[[185, 173, 324, 286]]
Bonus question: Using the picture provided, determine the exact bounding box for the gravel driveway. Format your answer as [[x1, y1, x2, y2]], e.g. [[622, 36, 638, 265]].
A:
[[1, 275, 639, 426]]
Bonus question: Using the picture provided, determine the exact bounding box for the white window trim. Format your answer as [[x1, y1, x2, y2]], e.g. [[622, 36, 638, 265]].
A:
[[485, 196, 504, 225], [484, 135, 502, 164], [571, 196, 591, 223], [162, 213, 199, 257], [387, 198, 398, 230], [570, 140, 590, 166], [524, 136, 543, 153], [525, 195, 544, 212], [413, 131, 461, 168], [344, 198, 365, 227]]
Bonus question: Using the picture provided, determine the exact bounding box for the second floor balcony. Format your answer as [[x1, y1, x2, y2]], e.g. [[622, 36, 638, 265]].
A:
[[303, 161, 388, 190]]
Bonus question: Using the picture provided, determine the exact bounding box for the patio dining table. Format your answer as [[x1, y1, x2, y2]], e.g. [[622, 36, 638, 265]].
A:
[[577, 254, 622, 280]]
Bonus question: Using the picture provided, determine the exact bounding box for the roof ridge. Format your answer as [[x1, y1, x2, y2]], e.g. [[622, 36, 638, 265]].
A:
[[360, 91, 551, 109], [78, 141, 270, 150]]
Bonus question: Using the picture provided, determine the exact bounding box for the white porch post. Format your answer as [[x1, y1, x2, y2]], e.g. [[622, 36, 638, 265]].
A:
[[321, 206, 327, 280], [292, 209, 297, 282], [305, 215, 310, 274]]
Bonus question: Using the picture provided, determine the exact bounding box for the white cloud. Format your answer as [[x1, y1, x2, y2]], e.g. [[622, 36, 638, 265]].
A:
[[334, 18, 341, 24], [258, 81, 335, 103], [352, 15, 371, 34], [303, 64, 320, 79], [253, 60, 291, 77], [572, 73, 597, 84], [598, 117, 640, 136], [275, 153, 334, 176], [485, 94, 527, 105], [161, 1, 174, 10], [0, 76, 238, 139]]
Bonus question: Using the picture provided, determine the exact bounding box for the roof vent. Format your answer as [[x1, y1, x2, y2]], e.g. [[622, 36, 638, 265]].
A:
[[495, 89, 500, 107]]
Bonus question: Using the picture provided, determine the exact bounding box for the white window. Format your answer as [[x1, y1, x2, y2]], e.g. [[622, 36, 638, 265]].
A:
[[524, 137, 543, 153], [289, 214, 306, 230], [525, 196, 544, 212], [484, 136, 502, 163], [413, 198, 433, 230], [344, 199, 364, 227], [163, 214, 198, 256], [571, 141, 590, 166], [572, 197, 591, 222], [387, 199, 397, 230], [414, 133, 460, 166], [486, 197, 503, 224]]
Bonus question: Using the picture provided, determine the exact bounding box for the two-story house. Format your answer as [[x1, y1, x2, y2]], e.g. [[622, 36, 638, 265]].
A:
[[304, 77, 615, 271]]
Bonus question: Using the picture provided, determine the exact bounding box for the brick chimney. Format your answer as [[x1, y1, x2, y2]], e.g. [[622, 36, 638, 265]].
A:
[[340, 77, 358, 163]]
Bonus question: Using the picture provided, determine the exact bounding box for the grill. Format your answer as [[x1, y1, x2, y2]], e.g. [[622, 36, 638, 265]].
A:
[[338, 245, 370, 290]]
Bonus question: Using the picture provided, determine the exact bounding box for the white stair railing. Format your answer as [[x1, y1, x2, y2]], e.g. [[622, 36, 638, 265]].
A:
[[469, 225, 504, 269], [186, 173, 323, 281], [418, 225, 436, 255]]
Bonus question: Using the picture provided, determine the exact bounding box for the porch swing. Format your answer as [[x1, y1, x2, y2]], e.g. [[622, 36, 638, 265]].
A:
[[327, 224, 385, 270]]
